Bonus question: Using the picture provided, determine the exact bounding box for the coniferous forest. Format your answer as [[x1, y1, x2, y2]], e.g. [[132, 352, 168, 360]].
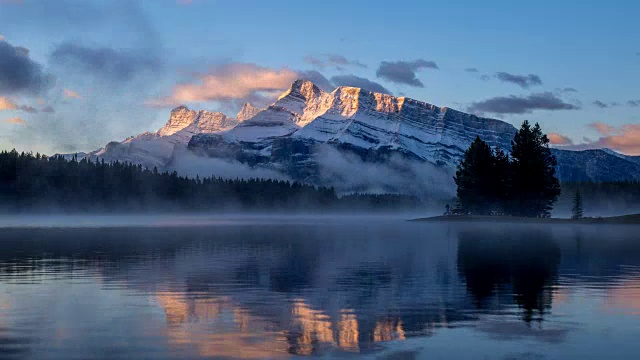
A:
[[454, 121, 561, 217], [0, 150, 422, 213]]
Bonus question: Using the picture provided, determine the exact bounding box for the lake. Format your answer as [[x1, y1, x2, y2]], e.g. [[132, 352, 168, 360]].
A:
[[0, 216, 639, 359]]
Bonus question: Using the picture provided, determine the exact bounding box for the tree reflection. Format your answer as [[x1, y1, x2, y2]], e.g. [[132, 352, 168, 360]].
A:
[[457, 227, 560, 322]]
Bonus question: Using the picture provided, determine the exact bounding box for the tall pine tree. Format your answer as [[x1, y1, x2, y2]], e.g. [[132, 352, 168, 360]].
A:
[[510, 121, 561, 217], [454, 136, 496, 215]]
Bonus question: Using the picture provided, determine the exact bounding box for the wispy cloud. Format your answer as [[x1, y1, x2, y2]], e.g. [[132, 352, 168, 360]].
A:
[[330, 74, 391, 94], [464, 67, 479, 73], [593, 100, 609, 108], [628, 100, 640, 107], [50, 42, 161, 82], [0, 96, 17, 110], [148, 63, 299, 107], [376, 59, 439, 87], [580, 123, 640, 155], [494, 72, 542, 89], [468, 92, 579, 115], [304, 54, 366, 70], [64, 88, 81, 99], [5, 116, 26, 125], [548, 132, 573, 145]]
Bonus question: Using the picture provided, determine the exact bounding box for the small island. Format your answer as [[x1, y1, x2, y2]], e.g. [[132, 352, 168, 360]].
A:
[[413, 121, 640, 225]]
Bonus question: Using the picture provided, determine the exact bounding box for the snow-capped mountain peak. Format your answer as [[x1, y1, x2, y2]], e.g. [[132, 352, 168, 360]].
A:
[[236, 103, 262, 121], [157, 105, 238, 136]]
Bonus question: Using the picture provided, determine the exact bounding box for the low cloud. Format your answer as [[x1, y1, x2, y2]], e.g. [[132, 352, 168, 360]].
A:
[[593, 100, 608, 108], [50, 42, 161, 81], [148, 63, 299, 107], [376, 59, 439, 87], [304, 54, 366, 70], [6, 117, 26, 125], [548, 132, 573, 145], [314, 145, 454, 199], [468, 92, 579, 115], [64, 88, 81, 99], [566, 123, 640, 155], [495, 72, 542, 88], [330, 74, 391, 94], [0, 40, 54, 96]]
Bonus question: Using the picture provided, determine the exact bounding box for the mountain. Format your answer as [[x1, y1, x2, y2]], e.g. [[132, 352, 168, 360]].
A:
[[67, 80, 640, 198]]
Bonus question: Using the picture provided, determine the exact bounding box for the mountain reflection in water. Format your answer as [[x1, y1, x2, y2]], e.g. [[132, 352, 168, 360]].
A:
[[0, 219, 639, 359]]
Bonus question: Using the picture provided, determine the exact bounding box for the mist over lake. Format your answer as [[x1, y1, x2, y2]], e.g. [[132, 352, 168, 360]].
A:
[[0, 217, 639, 359]]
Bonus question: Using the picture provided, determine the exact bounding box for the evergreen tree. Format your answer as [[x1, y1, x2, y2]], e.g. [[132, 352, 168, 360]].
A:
[[510, 121, 561, 217], [572, 189, 583, 219], [491, 147, 511, 214], [454, 136, 495, 215]]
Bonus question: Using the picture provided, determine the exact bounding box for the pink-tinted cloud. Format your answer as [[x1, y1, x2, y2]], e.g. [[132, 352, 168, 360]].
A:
[[588, 122, 616, 136], [567, 123, 640, 155], [64, 88, 81, 99], [148, 63, 299, 107], [0, 96, 17, 111], [548, 132, 573, 145], [5, 117, 26, 125]]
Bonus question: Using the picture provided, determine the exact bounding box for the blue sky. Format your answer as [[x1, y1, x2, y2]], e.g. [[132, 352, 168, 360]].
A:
[[0, 0, 639, 154]]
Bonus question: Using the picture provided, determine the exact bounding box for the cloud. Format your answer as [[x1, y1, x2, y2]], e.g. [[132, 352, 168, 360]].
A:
[[376, 59, 439, 87], [5, 117, 26, 125], [298, 70, 334, 92], [0, 40, 54, 96], [304, 54, 367, 69], [50, 42, 161, 81], [64, 88, 81, 99], [593, 100, 608, 108], [41, 105, 54, 113], [330, 74, 391, 94], [561, 87, 577, 93], [148, 63, 300, 107], [468, 92, 580, 115], [0, 35, 4, 41], [547, 132, 573, 145], [0, 96, 17, 110], [18, 105, 37, 113], [464, 67, 479, 73], [578, 123, 640, 155], [0, 96, 38, 113], [588, 122, 615, 136], [628, 100, 640, 107], [494, 72, 542, 88]]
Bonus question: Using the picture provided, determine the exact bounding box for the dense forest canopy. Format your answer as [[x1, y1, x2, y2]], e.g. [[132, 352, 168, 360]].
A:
[[0, 150, 422, 213]]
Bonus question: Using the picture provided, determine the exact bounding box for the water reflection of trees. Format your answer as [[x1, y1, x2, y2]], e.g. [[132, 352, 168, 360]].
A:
[[457, 228, 561, 322]]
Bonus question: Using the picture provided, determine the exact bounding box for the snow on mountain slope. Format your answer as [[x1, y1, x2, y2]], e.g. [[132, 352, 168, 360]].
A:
[[76, 105, 250, 169]]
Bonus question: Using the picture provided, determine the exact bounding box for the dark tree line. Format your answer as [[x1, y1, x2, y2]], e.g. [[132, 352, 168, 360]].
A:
[[559, 180, 640, 216], [0, 150, 422, 213], [454, 121, 561, 217]]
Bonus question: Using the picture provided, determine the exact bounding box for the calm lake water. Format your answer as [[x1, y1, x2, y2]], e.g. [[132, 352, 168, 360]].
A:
[[0, 216, 639, 359]]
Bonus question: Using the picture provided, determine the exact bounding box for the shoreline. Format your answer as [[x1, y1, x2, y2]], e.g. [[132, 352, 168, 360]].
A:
[[410, 214, 640, 225]]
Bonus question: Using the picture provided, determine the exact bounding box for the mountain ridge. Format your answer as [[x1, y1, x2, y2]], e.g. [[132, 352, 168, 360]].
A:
[[62, 79, 640, 198]]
